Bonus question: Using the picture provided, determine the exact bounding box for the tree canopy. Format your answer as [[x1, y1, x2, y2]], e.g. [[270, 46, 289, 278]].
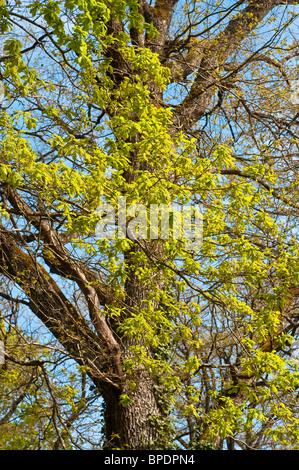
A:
[[0, 0, 299, 450]]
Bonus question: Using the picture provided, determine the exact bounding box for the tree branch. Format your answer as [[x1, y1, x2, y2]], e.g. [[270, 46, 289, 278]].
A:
[[0, 225, 123, 390], [174, 0, 297, 129]]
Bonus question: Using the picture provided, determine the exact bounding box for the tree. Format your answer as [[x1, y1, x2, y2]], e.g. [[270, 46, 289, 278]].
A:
[[0, 0, 299, 450], [0, 285, 103, 450]]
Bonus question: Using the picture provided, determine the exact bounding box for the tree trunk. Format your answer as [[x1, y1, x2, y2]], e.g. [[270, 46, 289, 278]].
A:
[[102, 243, 165, 449], [103, 371, 161, 450]]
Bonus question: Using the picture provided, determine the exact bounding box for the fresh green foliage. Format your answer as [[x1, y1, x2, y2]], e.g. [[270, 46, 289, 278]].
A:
[[0, 0, 299, 450]]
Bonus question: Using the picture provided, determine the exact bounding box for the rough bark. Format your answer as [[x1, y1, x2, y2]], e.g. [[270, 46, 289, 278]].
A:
[[103, 372, 161, 449], [0, 0, 298, 449]]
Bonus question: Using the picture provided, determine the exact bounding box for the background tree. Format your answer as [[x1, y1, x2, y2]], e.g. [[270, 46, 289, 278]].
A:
[[0, 0, 299, 450], [0, 280, 104, 449]]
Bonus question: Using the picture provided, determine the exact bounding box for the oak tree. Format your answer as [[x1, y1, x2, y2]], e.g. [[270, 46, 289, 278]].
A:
[[0, 0, 299, 450]]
